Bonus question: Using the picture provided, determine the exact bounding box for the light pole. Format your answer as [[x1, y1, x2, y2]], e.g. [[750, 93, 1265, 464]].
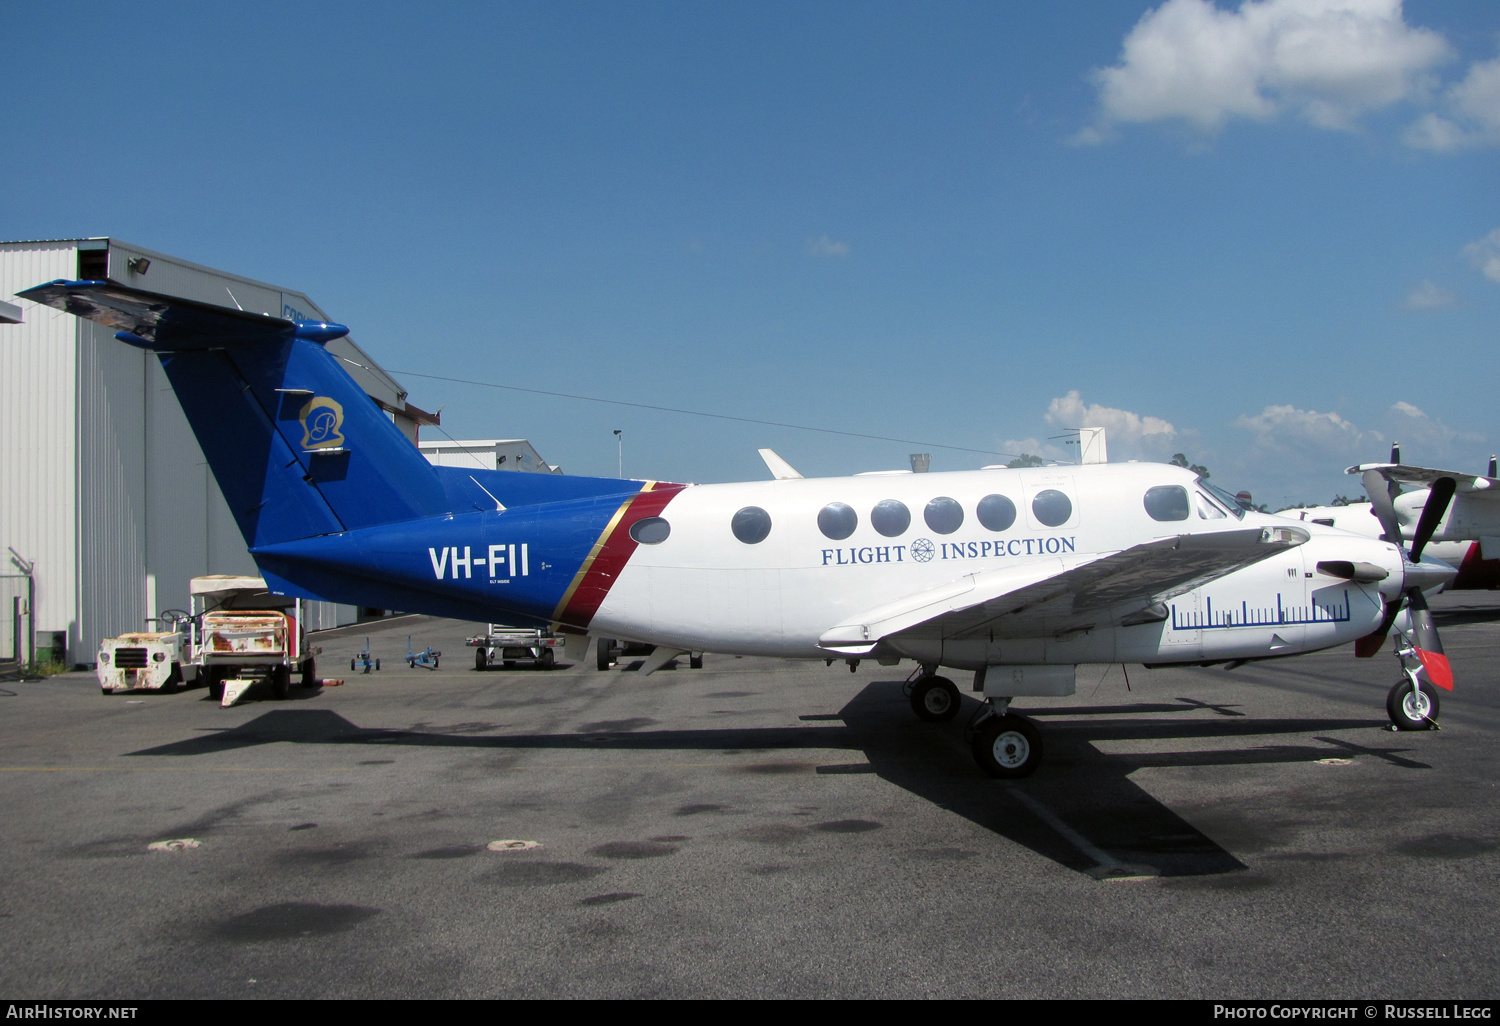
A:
[[613, 430, 623, 479]]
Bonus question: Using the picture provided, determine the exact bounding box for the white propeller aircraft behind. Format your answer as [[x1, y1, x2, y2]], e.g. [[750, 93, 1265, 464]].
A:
[[16, 279, 1464, 778], [1282, 448, 1500, 592]]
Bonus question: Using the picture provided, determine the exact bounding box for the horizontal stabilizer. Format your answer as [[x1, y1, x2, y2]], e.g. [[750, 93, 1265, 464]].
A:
[[16, 279, 347, 350]]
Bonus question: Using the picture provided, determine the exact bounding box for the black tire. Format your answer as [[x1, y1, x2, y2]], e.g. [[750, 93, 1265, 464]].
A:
[[1388, 679, 1440, 730], [596, 637, 616, 672], [271, 665, 291, 700], [100, 686, 112, 696], [156, 666, 179, 695], [351, 658, 357, 672], [475, 648, 487, 671], [910, 675, 961, 722], [375, 658, 380, 671], [689, 654, 703, 670], [972, 714, 1043, 779], [301, 658, 317, 688], [503, 660, 516, 669], [205, 669, 225, 701], [539, 649, 555, 671], [433, 656, 439, 669]]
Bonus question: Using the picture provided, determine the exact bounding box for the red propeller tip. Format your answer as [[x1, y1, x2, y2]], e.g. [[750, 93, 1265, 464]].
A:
[[1416, 649, 1454, 691]]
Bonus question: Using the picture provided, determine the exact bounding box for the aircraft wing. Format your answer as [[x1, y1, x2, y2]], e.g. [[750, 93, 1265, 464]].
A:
[[1348, 462, 1500, 498], [818, 528, 1302, 654]]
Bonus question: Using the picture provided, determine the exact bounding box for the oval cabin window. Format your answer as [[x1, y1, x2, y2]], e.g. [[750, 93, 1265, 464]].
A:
[[976, 494, 1017, 532], [1031, 489, 1072, 528], [629, 517, 671, 544], [818, 502, 858, 540], [870, 499, 911, 538], [731, 506, 773, 544]]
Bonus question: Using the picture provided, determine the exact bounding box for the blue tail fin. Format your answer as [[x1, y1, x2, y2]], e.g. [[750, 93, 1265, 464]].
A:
[[21, 280, 462, 548]]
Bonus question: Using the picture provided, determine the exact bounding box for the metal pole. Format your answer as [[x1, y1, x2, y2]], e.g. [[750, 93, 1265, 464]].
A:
[[11, 596, 19, 664], [614, 429, 623, 478], [26, 574, 34, 667]]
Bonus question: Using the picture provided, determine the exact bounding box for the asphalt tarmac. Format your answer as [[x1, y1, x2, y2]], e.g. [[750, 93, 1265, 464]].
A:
[[1, 596, 1497, 999]]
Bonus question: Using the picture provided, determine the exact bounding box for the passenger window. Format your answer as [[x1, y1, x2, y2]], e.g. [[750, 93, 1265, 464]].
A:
[[870, 499, 910, 538], [818, 502, 858, 540], [976, 494, 1017, 532], [1143, 485, 1190, 522], [629, 517, 671, 544], [923, 496, 964, 535], [1031, 489, 1072, 527], [731, 506, 773, 544], [1194, 492, 1226, 520]]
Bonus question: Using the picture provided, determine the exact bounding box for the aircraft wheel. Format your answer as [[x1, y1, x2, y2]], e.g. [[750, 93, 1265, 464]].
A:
[[1388, 679, 1439, 731], [271, 666, 291, 700], [597, 638, 616, 671], [910, 675, 961, 722], [689, 654, 703, 670], [972, 714, 1043, 779], [475, 648, 487, 671]]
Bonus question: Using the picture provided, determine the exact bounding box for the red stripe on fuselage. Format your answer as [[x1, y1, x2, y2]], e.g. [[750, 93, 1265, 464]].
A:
[[556, 483, 684, 629]]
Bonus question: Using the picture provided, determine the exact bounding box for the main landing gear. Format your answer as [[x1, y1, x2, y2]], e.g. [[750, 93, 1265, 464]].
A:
[[905, 668, 1044, 778]]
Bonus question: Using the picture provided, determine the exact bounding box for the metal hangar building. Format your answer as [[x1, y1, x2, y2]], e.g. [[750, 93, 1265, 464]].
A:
[[0, 237, 440, 667]]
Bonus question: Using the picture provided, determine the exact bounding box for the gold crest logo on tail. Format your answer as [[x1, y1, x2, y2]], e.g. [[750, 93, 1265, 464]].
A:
[[299, 396, 345, 450]]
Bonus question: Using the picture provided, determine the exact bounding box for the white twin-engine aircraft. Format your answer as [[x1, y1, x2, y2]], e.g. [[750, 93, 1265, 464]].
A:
[[17, 279, 1463, 780]]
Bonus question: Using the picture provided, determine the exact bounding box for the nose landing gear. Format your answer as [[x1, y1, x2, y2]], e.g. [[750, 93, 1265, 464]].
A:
[[1387, 643, 1441, 731]]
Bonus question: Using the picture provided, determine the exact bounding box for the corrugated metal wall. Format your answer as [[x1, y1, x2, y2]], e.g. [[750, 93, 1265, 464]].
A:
[[0, 242, 80, 650], [4, 240, 387, 662], [76, 316, 149, 656]]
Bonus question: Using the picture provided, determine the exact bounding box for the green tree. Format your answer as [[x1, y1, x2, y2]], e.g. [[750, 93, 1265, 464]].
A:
[[1007, 453, 1046, 468], [1170, 453, 1210, 478]]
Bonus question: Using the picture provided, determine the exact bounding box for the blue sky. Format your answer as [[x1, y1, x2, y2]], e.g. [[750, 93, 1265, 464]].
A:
[[4, 0, 1496, 506]]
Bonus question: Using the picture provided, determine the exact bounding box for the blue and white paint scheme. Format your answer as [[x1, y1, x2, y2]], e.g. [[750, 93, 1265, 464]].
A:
[[17, 278, 1459, 777]]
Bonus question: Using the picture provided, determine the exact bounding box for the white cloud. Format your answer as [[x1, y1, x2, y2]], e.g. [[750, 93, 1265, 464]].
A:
[[1382, 401, 1465, 456], [1404, 279, 1455, 309], [1078, 0, 1452, 140], [1403, 53, 1500, 150], [1464, 228, 1500, 284], [1043, 391, 1179, 458], [807, 235, 850, 258], [1234, 403, 1373, 456]]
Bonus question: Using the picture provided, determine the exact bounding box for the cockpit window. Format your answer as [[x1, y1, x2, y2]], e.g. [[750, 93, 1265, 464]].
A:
[[1195, 491, 1227, 520], [1143, 485, 1190, 522], [1198, 479, 1246, 520]]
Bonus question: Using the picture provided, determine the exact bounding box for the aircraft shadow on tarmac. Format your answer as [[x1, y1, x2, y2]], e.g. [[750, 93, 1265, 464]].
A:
[[127, 681, 1423, 878]]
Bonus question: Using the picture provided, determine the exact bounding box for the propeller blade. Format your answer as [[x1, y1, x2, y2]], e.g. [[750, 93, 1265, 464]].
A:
[[1405, 588, 1453, 690], [1409, 476, 1457, 563], [1354, 598, 1400, 658], [1361, 468, 1405, 546]]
